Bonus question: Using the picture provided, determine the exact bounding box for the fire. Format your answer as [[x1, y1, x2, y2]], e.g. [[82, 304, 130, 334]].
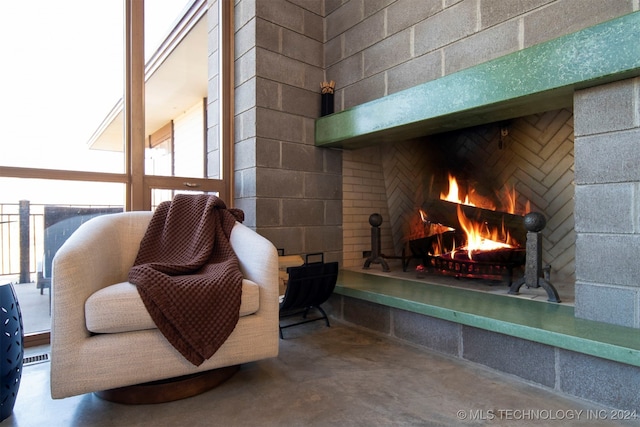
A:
[[440, 174, 473, 205], [441, 173, 530, 215], [499, 185, 529, 215], [503, 186, 516, 214], [410, 172, 527, 261], [440, 174, 497, 210], [456, 205, 513, 259]]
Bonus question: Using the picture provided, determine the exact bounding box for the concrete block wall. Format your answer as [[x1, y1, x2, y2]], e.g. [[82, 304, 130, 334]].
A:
[[329, 294, 640, 412], [210, 1, 640, 326], [230, 0, 343, 262], [573, 77, 640, 328], [326, 0, 635, 280]]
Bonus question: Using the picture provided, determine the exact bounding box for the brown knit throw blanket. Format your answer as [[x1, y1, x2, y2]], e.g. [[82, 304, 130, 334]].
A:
[[129, 194, 245, 366]]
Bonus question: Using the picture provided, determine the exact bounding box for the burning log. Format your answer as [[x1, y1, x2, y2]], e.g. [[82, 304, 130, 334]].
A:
[[420, 199, 527, 245], [441, 247, 525, 264]]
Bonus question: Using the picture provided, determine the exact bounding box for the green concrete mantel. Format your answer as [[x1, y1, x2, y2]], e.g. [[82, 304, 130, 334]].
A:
[[315, 12, 640, 149]]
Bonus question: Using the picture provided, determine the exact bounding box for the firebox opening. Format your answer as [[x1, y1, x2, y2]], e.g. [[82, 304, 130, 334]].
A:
[[377, 108, 575, 303]]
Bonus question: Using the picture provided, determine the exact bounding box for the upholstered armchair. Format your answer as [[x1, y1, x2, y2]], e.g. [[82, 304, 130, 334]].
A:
[[50, 211, 279, 400]]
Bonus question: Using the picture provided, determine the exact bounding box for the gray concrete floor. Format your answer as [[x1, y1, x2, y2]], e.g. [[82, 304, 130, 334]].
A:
[[6, 321, 635, 427]]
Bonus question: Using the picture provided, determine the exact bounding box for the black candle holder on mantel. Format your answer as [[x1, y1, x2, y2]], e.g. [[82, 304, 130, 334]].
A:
[[320, 80, 335, 116]]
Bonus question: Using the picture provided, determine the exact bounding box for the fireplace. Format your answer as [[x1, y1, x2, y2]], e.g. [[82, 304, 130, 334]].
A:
[[316, 11, 640, 328], [352, 109, 576, 302]]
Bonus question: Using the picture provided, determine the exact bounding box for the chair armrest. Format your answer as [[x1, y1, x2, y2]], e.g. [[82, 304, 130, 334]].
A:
[[230, 222, 280, 318], [51, 212, 153, 343]]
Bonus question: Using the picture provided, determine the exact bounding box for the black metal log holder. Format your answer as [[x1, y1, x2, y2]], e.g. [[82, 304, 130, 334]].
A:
[[509, 212, 561, 303], [363, 213, 391, 272]]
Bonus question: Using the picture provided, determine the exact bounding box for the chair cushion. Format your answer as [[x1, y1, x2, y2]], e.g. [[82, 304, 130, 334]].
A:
[[85, 279, 260, 334]]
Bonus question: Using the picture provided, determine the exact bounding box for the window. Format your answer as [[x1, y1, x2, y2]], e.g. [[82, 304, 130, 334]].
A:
[[0, 0, 233, 341]]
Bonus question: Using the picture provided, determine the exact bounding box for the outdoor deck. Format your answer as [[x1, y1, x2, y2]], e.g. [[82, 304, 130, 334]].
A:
[[11, 280, 50, 335]]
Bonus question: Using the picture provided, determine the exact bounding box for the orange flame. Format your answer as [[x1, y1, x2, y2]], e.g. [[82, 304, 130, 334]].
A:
[[442, 174, 530, 215], [440, 174, 474, 206], [503, 186, 517, 214], [456, 205, 514, 260]]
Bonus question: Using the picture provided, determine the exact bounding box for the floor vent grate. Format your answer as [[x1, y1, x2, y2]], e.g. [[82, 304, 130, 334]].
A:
[[24, 353, 50, 366]]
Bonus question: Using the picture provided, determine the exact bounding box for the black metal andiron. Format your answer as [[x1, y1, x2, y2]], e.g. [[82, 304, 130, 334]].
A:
[[363, 213, 390, 272], [509, 212, 561, 303]]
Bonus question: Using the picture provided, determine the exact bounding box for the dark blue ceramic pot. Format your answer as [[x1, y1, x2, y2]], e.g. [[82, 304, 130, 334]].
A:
[[1, 283, 23, 422]]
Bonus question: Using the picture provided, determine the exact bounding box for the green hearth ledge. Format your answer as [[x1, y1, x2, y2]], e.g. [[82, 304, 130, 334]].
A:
[[335, 270, 640, 367], [316, 11, 640, 149]]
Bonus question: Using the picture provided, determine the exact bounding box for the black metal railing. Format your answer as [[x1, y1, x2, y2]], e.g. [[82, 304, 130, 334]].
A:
[[0, 202, 123, 283]]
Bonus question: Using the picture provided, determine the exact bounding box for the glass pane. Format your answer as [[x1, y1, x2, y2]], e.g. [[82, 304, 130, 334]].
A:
[[0, 1, 125, 173], [150, 188, 217, 211], [144, 1, 208, 178], [0, 178, 125, 335], [145, 0, 193, 61]]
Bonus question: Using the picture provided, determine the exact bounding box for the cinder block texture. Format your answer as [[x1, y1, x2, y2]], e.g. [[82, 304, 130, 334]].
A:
[[255, 198, 281, 227], [363, 28, 412, 78], [480, 0, 552, 29], [574, 282, 637, 328], [255, 138, 281, 168], [235, 46, 256, 87], [522, 0, 633, 48], [462, 326, 556, 387], [393, 309, 459, 356], [576, 234, 640, 287], [256, 0, 318, 39], [236, 77, 258, 114], [574, 184, 635, 233], [282, 142, 324, 172], [559, 349, 640, 412], [304, 172, 342, 199], [325, 0, 363, 41], [343, 10, 385, 59], [257, 168, 304, 198], [282, 199, 325, 226], [574, 78, 639, 136], [234, 196, 256, 223], [343, 296, 391, 334], [259, 226, 305, 255], [233, 1, 341, 260], [282, 27, 324, 68], [304, 225, 343, 254], [387, 0, 441, 36], [574, 129, 640, 185], [414, 0, 477, 56], [343, 73, 386, 109], [235, 137, 258, 170], [236, 16, 257, 58], [443, 19, 519, 75], [387, 51, 441, 95]]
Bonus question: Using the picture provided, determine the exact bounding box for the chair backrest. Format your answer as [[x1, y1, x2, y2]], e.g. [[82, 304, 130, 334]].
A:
[[280, 253, 338, 311], [42, 206, 123, 277]]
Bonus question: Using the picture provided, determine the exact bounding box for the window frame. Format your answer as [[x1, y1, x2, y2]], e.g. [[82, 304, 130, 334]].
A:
[[0, 0, 234, 344]]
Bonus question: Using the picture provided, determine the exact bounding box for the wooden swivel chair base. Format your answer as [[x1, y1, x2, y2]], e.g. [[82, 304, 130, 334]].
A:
[[95, 365, 240, 404]]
